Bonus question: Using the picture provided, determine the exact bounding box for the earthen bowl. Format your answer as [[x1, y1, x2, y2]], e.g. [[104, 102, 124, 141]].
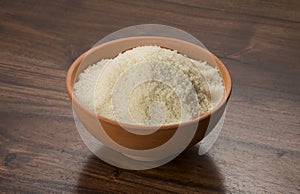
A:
[[66, 36, 231, 156]]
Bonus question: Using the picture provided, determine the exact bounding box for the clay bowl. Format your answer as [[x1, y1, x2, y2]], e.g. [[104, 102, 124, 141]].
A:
[[66, 36, 231, 156]]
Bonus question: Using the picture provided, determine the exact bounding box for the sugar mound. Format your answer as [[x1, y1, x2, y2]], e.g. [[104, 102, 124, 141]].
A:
[[74, 46, 224, 125]]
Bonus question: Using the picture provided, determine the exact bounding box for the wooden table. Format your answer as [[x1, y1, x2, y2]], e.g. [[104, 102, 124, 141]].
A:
[[1, 0, 299, 193]]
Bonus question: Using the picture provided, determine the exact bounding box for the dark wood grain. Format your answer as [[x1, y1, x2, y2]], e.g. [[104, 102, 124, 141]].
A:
[[0, 0, 299, 193]]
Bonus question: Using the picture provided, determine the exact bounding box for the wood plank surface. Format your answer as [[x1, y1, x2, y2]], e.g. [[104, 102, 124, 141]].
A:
[[0, 0, 299, 193]]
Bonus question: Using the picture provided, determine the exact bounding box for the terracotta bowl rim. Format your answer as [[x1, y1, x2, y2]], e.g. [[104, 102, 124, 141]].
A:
[[66, 36, 232, 130]]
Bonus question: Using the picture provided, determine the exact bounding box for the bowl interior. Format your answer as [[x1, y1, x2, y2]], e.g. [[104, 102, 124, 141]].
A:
[[66, 36, 232, 129]]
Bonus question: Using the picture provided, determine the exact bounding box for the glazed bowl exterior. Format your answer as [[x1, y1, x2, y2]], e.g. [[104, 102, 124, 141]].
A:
[[66, 36, 231, 152]]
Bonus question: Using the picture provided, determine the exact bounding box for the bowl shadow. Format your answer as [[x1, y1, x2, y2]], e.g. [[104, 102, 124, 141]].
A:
[[75, 146, 225, 193]]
